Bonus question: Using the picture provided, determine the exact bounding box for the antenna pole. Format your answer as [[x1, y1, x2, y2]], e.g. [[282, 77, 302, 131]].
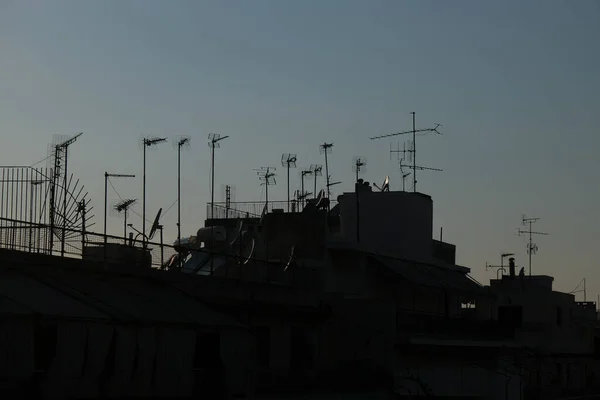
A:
[[301, 174, 305, 210], [324, 150, 330, 200], [518, 216, 548, 276], [178, 141, 181, 255], [104, 173, 136, 250], [141, 137, 167, 249], [104, 172, 108, 246], [412, 112, 416, 192], [62, 146, 68, 256], [143, 142, 147, 248], [208, 134, 229, 276], [124, 207, 127, 243]]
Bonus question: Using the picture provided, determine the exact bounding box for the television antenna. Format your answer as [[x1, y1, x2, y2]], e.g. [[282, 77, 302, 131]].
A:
[[569, 278, 587, 302], [256, 167, 277, 213], [174, 135, 191, 265], [114, 199, 137, 241], [352, 156, 367, 183], [48, 132, 83, 255], [319, 142, 334, 209], [310, 164, 323, 200], [299, 168, 313, 209], [281, 153, 297, 213], [518, 215, 549, 276], [208, 133, 229, 274], [141, 136, 167, 248], [485, 252, 515, 279], [372, 112, 442, 192]]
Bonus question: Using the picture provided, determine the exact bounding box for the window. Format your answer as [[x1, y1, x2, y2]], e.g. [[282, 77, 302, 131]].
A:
[[256, 326, 270, 368]]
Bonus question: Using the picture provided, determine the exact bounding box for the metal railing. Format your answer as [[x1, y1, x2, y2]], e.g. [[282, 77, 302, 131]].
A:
[[0, 217, 322, 289], [206, 200, 339, 219], [0, 216, 176, 269]]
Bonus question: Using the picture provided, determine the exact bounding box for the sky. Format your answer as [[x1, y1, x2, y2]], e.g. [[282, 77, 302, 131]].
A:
[[0, 0, 599, 296]]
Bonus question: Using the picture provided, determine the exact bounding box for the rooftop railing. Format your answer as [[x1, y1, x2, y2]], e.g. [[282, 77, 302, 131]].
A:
[[206, 200, 339, 220]]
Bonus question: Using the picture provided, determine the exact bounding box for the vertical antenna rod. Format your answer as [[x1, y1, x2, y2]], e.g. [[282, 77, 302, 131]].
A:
[[319, 143, 333, 210], [518, 215, 549, 276], [310, 164, 323, 200], [52, 132, 83, 255], [142, 137, 167, 248], [281, 154, 297, 212], [176, 136, 191, 269], [300, 168, 313, 210], [208, 133, 229, 275]]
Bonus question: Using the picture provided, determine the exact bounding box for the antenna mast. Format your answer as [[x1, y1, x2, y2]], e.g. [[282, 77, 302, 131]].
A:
[[353, 157, 367, 183], [142, 136, 167, 248], [518, 215, 549, 276], [300, 168, 313, 210], [281, 154, 297, 212], [208, 133, 229, 274], [319, 143, 334, 208], [175, 136, 191, 269], [256, 167, 277, 213], [310, 164, 323, 199], [49, 132, 83, 255], [352, 157, 367, 243], [373, 112, 442, 192]]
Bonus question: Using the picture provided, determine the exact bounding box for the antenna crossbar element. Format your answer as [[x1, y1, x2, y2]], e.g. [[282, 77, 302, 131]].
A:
[[371, 124, 441, 140], [517, 215, 549, 277]]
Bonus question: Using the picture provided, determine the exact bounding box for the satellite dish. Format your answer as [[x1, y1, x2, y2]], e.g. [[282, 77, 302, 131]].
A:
[[239, 231, 256, 265], [315, 189, 325, 209], [382, 176, 390, 191], [148, 208, 162, 241], [284, 245, 295, 272], [229, 219, 244, 247]]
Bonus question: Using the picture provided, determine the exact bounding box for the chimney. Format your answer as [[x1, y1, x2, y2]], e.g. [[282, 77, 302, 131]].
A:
[[509, 257, 516, 278]]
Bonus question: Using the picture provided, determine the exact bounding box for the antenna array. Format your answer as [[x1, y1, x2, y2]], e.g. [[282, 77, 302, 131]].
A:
[[374, 112, 442, 192], [518, 215, 549, 276], [256, 167, 277, 213], [352, 156, 367, 183]]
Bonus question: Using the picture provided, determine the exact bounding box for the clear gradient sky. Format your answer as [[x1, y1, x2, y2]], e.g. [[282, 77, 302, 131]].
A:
[[1, 1, 599, 296]]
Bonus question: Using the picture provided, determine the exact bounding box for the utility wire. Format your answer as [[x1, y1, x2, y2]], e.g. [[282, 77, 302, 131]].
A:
[[30, 154, 53, 167]]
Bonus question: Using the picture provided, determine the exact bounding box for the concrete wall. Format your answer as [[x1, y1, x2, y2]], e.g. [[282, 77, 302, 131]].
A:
[[489, 277, 596, 354], [337, 190, 433, 259], [0, 317, 252, 398]]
